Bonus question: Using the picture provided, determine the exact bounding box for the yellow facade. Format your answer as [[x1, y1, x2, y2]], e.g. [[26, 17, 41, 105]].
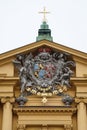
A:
[[0, 40, 87, 130]]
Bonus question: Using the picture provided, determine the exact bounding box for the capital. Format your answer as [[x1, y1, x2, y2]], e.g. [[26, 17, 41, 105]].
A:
[[64, 124, 72, 130], [1, 97, 15, 104], [75, 97, 87, 104], [17, 124, 26, 130]]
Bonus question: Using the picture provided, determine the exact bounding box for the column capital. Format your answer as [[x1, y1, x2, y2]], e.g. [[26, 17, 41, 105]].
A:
[[64, 124, 72, 130], [75, 97, 87, 104], [1, 97, 15, 104], [17, 124, 26, 130], [42, 125, 48, 130], [76, 98, 87, 130]]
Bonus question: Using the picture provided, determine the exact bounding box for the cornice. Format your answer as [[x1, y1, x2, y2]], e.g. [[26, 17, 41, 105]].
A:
[[0, 76, 86, 86], [0, 76, 19, 84], [0, 76, 19, 80], [13, 106, 76, 113], [0, 40, 87, 64], [0, 76, 86, 82], [45, 41, 87, 60], [71, 77, 87, 81], [71, 77, 87, 86], [0, 76, 19, 88]]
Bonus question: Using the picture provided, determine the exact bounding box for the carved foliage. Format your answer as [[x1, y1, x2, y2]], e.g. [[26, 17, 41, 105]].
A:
[[17, 124, 26, 130], [64, 124, 72, 130]]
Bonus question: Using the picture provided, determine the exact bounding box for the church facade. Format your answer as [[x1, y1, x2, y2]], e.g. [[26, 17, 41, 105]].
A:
[[0, 18, 87, 130]]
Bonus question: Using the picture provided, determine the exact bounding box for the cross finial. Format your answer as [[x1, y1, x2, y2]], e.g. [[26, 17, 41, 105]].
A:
[[39, 7, 50, 22]]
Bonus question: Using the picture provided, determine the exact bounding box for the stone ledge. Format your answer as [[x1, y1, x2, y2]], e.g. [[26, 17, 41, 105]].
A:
[[13, 106, 76, 113]]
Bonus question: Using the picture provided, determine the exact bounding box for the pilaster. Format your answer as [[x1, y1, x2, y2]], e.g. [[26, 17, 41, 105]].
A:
[[75, 98, 87, 130], [1, 97, 15, 130]]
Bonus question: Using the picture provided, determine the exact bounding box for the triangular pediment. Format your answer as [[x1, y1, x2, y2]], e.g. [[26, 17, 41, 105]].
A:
[[0, 39, 87, 120], [0, 40, 87, 65]]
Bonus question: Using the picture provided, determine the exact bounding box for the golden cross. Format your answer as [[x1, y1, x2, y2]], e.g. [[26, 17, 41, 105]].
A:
[[39, 7, 50, 21]]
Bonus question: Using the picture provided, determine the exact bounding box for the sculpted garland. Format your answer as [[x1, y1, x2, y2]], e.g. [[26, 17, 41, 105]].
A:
[[13, 48, 75, 97]]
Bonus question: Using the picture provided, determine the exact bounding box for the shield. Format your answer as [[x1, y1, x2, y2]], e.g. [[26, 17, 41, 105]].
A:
[[33, 62, 56, 80], [13, 48, 75, 96]]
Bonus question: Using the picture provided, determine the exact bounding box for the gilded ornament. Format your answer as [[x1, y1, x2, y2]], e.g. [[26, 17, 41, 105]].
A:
[[13, 47, 75, 105]]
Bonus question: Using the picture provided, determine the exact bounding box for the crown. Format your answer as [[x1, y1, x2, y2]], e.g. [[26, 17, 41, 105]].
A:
[[38, 48, 51, 53]]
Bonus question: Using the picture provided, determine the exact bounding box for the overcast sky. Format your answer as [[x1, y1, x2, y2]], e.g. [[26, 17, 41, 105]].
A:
[[0, 0, 87, 54]]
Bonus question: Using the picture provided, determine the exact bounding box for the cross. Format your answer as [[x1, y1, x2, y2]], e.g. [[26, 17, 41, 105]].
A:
[[39, 7, 50, 22]]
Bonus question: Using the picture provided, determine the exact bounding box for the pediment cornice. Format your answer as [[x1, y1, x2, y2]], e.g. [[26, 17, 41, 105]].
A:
[[0, 40, 87, 65]]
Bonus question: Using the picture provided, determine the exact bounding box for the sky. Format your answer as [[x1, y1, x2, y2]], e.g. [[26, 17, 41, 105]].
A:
[[0, 0, 87, 54]]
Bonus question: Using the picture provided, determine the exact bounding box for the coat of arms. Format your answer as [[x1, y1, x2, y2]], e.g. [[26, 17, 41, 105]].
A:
[[13, 47, 75, 100]]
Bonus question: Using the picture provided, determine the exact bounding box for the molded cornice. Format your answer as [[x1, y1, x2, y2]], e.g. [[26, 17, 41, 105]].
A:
[[13, 106, 76, 113], [0, 40, 87, 65]]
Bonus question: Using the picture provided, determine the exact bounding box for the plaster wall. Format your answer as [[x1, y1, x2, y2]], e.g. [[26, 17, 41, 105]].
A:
[[76, 62, 87, 77], [0, 62, 14, 76]]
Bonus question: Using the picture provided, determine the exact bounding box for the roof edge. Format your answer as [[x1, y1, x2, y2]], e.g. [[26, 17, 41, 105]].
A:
[[0, 40, 87, 61]]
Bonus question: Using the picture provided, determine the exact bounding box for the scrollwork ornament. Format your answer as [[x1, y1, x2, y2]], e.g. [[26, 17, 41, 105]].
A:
[[17, 124, 26, 130], [62, 95, 74, 106], [75, 97, 87, 104], [64, 124, 72, 130], [16, 95, 28, 106], [1, 97, 15, 104], [13, 48, 75, 98]]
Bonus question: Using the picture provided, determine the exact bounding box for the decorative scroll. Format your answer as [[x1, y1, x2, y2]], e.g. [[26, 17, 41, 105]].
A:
[[64, 124, 72, 130], [17, 124, 26, 130], [13, 47, 75, 97]]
